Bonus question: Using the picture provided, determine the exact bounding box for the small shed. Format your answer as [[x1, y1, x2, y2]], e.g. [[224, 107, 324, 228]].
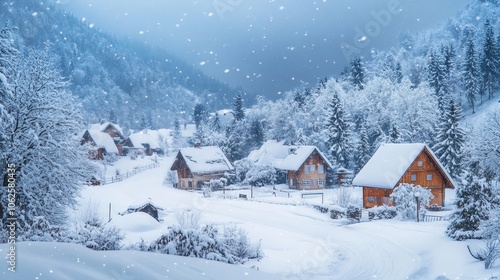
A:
[[120, 199, 164, 221], [352, 143, 455, 208], [170, 146, 233, 190]]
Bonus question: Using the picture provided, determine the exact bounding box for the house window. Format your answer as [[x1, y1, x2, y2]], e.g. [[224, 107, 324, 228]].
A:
[[304, 165, 310, 174], [318, 180, 324, 187], [310, 165, 315, 172], [427, 173, 433, 181], [411, 174, 417, 181], [318, 164, 324, 174], [302, 180, 311, 187], [417, 160, 423, 167], [367, 196, 375, 203]]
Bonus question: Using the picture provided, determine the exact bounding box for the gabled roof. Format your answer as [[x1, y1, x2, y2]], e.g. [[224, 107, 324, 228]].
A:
[[172, 146, 234, 174], [89, 122, 125, 139], [84, 130, 119, 154], [247, 140, 334, 171], [352, 143, 455, 189], [127, 130, 160, 149]]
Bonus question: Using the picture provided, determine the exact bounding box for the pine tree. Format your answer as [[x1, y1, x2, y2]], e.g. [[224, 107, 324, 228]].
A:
[[463, 38, 479, 113], [233, 93, 245, 121], [193, 103, 205, 129], [109, 109, 117, 123], [388, 121, 401, 143], [355, 120, 370, 172], [350, 57, 365, 90], [480, 19, 498, 101], [249, 119, 264, 149], [326, 91, 351, 168], [446, 172, 492, 240], [211, 112, 222, 132], [428, 50, 447, 112], [432, 99, 465, 179]]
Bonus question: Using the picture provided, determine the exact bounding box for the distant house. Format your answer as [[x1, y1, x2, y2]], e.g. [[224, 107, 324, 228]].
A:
[[80, 130, 119, 160], [170, 146, 233, 190], [247, 140, 333, 190], [122, 129, 168, 156], [119, 199, 163, 221], [88, 121, 126, 155], [352, 143, 456, 208]]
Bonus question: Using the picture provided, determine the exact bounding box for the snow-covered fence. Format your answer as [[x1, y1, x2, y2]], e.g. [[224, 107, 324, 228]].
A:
[[99, 163, 160, 185], [422, 213, 448, 222]]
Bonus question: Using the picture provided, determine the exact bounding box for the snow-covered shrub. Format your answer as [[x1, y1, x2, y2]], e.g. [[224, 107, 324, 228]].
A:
[[20, 216, 62, 242], [103, 153, 119, 166], [164, 170, 177, 187], [175, 208, 201, 230], [330, 207, 346, 219], [66, 202, 124, 250], [127, 238, 149, 252], [149, 224, 262, 265], [202, 184, 212, 198], [483, 239, 500, 269], [245, 163, 276, 186], [331, 187, 357, 208], [223, 225, 263, 262], [346, 205, 362, 221], [390, 183, 433, 220], [369, 205, 397, 220], [233, 159, 276, 186]]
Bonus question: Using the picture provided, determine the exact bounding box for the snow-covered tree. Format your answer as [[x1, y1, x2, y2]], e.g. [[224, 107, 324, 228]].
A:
[[0, 46, 94, 240], [244, 163, 276, 187], [432, 99, 465, 179], [428, 50, 448, 112], [388, 121, 402, 143], [326, 90, 351, 168], [480, 19, 498, 101], [193, 103, 206, 129], [390, 183, 433, 220], [447, 172, 493, 240], [233, 93, 245, 122], [354, 119, 371, 172], [463, 38, 479, 113], [350, 57, 365, 90]]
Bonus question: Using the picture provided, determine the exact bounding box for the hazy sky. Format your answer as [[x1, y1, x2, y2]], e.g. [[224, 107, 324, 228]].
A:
[[56, 0, 473, 97]]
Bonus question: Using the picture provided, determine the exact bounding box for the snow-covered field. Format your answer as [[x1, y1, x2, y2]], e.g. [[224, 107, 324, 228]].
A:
[[2, 156, 499, 279]]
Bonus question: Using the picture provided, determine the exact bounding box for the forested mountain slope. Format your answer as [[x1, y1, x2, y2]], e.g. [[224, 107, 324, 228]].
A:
[[0, 0, 237, 129]]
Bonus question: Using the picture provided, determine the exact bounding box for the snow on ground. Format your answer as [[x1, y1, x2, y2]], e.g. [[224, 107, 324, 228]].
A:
[[0, 242, 274, 280], [5, 155, 499, 279]]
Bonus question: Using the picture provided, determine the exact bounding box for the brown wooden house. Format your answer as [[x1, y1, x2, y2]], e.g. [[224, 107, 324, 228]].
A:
[[80, 129, 119, 160], [247, 140, 334, 190], [170, 146, 233, 190], [352, 143, 455, 208], [89, 121, 126, 155]]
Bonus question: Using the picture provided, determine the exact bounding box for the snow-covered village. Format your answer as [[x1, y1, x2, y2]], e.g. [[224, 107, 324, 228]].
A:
[[1, 0, 500, 279]]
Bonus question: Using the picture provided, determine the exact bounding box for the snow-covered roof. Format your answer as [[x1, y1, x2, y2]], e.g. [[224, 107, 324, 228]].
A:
[[247, 140, 333, 171], [89, 122, 124, 137], [352, 143, 455, 189], [127, 130, 160, 149], [86, 130, 119, 154], [125, 198, 164, 212], [177, 146, 233, 174]]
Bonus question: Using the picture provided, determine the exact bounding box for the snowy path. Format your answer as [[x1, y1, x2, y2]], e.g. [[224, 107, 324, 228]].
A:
[[79, 158, 495, 279]]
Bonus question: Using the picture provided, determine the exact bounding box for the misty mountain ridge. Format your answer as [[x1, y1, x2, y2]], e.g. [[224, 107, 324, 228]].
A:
[[0, 0, 239, 130]]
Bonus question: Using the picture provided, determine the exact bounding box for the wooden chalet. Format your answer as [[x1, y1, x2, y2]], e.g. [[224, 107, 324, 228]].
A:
[[80, 129, 119, 160], [352, 143, 455, 208], [89, 121, 126, 155], [247, 140, 333, 190], [170, 146, 233, 190], [122, 130, 160, 156]]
